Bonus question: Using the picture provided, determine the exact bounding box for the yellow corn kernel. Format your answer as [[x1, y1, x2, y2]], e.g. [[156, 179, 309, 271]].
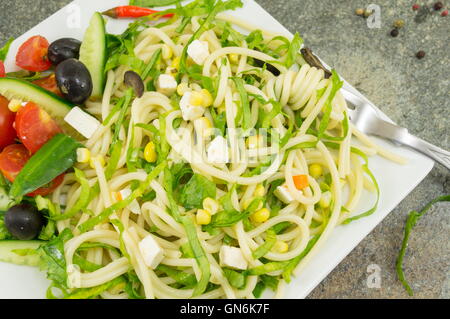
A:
[[247, 135, 264, 149], [190, 91, 204, 106], [196, 209, 212, 225], [144, 142, 157, 163], [8, 99, 23, 112], [203, 197, 219, 215], [254, 184, 265, 197], [162, 44, 173, 60], [89, 155, 105, 169], [229, 54, 239, 63], [177, 82, 190, 96], [250, 208, 270, 223], [200, 89, 213, 107], [309, 163, 323, 179], [272, 241, 289, 253], [171, 56, 181, 70], [77, 148, 91, 164], [319, 191, 332, 208]]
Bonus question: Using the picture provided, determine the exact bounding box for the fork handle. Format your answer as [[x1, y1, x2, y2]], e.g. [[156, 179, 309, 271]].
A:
[[395, 132, 450, 170]]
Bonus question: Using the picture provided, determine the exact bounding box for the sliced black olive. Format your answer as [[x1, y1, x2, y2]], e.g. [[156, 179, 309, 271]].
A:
[[4, 204, 43, 240], [253, 58, 281, 76], [56, 58, 93, 104], [300, 47, 332, 79], [48, 38, 82, 65], [124, 71, 144, 98]]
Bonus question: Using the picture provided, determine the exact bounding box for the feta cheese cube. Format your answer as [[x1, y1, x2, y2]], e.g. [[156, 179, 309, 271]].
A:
[[138, 235, 164, 269], [207, 135, 229, 164], [115, 188, 141, 215], [156, 74, 177, 96], [179, 91, 205, 121], [274, 184, 295, 204], [187, 40, 210, 65], [64, 106, 100, 139], [219, 245, 247, 270]]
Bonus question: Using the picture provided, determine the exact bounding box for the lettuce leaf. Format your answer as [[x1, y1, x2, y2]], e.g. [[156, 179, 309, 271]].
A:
[[179, 174, 216, 210]]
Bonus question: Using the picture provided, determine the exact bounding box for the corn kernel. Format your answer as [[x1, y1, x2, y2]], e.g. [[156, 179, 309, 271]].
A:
[[190, 91, 204, 106], [250, 208, 270, 223], [162, 44, 173, 60], [247, 135, 264, 149], [196, 209, 212, 225], [77, 148, 91, 163], [229, 54, 239, 63], [8, 99, 23, 112], [177, 82, 190, 96], [272, 241, 289, 253], [319, 191, 332, 208], [309, 163, 323, 179], [200, 89, 213, 107], [203, 197, 219, 215], [254, 184, 265, 197], [171, 56, 181, 70], [144, 142, 157, 163], [90, 155, 105, 169]]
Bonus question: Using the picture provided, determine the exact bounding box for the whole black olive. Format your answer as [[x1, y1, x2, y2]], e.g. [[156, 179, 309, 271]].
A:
[[4, 204, 43, 240], [56, 58, 93, 104], [124, 71, 144, 98], [48, 38, 82, 65]]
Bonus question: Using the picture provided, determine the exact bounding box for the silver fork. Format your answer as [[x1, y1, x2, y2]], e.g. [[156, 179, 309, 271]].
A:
[[341, 88, 450, 170]]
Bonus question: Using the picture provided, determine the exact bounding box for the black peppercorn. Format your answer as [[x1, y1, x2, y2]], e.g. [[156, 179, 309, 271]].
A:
[[416, 51, 426, 59], [390, 29, 399, 37]]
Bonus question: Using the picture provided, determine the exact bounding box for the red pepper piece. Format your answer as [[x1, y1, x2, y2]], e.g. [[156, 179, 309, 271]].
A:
[[102, 5, 174, 19]]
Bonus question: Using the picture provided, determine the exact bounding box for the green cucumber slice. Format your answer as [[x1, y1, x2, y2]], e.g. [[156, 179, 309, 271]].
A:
[[0, 240, 43, 267], [79, 12, 106, 99]]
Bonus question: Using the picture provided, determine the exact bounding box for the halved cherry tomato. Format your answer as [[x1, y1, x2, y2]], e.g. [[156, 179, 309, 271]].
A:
[[16, 36, 52, 72], [15, 102, 62, 154], [0, 143, 64, 196], [27, 174, 65, 197], [0, 61, 5, 77], [32, 74, 63, 97], [0, 96, 17, 151]]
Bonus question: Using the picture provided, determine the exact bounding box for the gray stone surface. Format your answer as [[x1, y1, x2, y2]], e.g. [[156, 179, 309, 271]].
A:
[[0, 0, 448, 299]]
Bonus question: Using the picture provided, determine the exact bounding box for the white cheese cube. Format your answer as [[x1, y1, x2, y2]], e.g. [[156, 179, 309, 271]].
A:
[[187, 40, 210, 65], [156, 74, 177, 96], [207, 135, 229, 164], [274, 184, 295, 204], [219, 245, 247, 270], [115, 188, 141, 215], [138, 235, 164, 269], [64, 106, 100, 139], [179, 91, 205, 121]]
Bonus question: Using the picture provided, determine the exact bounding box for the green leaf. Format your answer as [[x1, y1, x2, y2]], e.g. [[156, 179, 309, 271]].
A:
[[111, 88, 133, 152], [130, 0, 180, 7], [0, 37, 14, 61], [157, 264, 197, 287], [179, 174, 216, 210], [285, 32, 303, 68], [230, 77, 251, 130], [252, 229, 277, 259], [65, 276, 126, 299], [317, 70, 343, 138], [10, 134, 81, 198], [223, 268, 247, 289], [396, 195, 450, 296]]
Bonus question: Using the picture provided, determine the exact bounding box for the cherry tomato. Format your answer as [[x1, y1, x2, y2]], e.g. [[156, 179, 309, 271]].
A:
[[0, 96, 17, 151], [0, 61, 5, 77], [15, 102, 62, 154], [32, 74, 63, 97], [27, 174, 64, 197], [0, 144, 64, 197], [16, 36, 52, 72], [0, 144, 30, 182]]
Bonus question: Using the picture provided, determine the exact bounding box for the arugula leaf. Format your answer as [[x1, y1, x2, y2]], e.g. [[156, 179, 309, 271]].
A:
[[223, 268, 247, 289], [317, 70, 344, 138], [230, 77, 251, 130], [0, 37, 13, 61], [179, 174, 216, 210], [285, 32, 303, 68], [396, 195, 450, 296], [65, 276, 126, 299], [252, 229, 277, 259], [73, 254, 102, 272], [210, 107, 227, 136], [282, 235, 320, 282], [111, 88, 133, 152], [157, 264, 197, 288]]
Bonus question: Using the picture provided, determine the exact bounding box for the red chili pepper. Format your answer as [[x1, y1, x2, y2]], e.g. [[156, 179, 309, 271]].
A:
[[102, 5, 174, 19], [442, 10, 449, 17], [0, 61, 5, 77]]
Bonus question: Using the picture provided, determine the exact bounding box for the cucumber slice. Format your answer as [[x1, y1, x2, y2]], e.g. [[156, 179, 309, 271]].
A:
[[79, 12, 106, 99], [0, 240, 43, 267], [0, 78, 84, 139]]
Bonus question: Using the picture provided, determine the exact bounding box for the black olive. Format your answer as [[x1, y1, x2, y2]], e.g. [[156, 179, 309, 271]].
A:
[[253, 58, 281, 76], [4, 204, 43, 240], [48, 38, 82, 66], [124, 71, 144, 98], [56, 58, 93, 104]]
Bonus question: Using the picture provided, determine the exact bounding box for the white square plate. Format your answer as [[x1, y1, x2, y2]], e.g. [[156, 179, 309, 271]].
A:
[[0, 0, 434, 299]]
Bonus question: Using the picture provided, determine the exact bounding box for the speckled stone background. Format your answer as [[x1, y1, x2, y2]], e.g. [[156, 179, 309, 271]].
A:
[[0, 0, 448, 299]]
